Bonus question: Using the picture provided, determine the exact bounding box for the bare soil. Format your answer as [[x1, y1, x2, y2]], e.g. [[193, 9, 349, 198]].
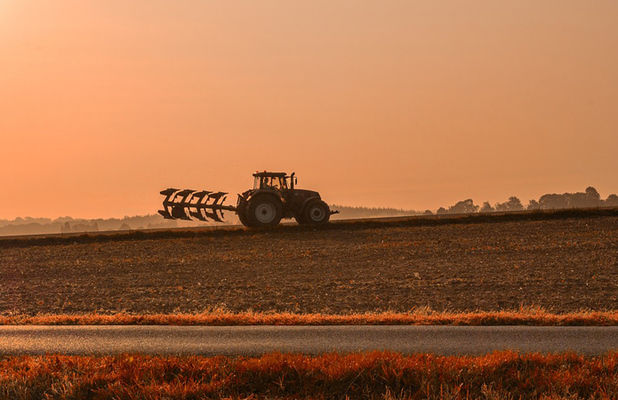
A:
[[1, 216, 616, 315]]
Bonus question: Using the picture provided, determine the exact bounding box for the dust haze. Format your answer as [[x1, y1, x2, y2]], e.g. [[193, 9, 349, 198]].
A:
[[2, 186, 616, 236]]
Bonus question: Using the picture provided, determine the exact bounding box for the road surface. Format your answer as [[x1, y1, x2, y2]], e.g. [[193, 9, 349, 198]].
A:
[[1, 326, 616, 356]]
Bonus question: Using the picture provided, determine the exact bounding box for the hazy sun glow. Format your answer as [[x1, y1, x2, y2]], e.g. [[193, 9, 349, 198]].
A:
[[1, 0, 617, 218]]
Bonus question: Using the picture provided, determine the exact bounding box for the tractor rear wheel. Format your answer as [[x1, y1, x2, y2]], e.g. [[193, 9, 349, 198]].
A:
[[247, 195, 283, 227], [303, 200, 330, 225]]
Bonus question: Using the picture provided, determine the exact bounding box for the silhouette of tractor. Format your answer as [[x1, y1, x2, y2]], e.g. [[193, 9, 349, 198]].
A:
[[159, 171, 337, 227]]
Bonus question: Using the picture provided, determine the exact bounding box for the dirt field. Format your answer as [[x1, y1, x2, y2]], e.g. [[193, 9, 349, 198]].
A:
[[1, 215, 616, 315]]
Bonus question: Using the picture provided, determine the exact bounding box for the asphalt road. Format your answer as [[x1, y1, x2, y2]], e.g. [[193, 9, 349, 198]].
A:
[[1, 326, 616, 356]]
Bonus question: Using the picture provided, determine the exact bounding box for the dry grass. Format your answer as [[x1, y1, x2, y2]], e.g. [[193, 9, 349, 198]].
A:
[[2, 309, 616, 326], [1, 351, 616, 399]]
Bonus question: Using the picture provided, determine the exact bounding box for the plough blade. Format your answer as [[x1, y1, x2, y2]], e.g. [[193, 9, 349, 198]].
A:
[[158, 188, 237, 223]]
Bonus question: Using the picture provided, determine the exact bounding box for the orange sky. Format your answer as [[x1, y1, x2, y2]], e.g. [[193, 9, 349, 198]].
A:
[[1, 1, 617, 219]]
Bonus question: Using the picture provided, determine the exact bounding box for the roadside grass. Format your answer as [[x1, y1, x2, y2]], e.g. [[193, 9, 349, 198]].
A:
[[2, 308, 616, 326], [1, 351, 616, 399]]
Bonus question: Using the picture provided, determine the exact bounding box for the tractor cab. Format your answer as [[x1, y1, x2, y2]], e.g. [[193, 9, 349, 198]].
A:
[[252, 171, 295, 191]]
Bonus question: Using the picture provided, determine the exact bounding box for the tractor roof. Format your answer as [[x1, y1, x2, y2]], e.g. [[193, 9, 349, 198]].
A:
[[253, 171, 287, 178]]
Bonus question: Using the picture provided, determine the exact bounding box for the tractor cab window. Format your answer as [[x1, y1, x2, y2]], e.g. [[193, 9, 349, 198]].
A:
[[254, 176, 287, 190]]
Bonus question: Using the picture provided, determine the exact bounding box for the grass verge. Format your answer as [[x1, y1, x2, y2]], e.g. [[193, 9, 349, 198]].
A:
[[2, 309, 616, 326], [1, 351, 616, 399]]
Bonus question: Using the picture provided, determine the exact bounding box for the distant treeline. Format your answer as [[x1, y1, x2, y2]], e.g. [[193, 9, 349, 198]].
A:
[[435, 186, 618, 215], [329, 205, 420, 219], [0, 215, 186, 237], [0, 206, 419, 236], [1, 186, 616, 236]]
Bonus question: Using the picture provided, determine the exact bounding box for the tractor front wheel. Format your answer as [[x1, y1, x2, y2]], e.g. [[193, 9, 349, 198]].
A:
[[303, 200, 330, 225], [247, 195, 283, 227]]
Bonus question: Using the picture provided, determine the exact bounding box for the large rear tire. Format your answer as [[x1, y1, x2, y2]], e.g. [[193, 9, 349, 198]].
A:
[[303, 200, 330, 225], [247, 195, 283, 227]]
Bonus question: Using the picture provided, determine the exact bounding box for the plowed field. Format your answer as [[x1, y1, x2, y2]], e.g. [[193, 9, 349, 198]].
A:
[[1, 216, 616, 315]]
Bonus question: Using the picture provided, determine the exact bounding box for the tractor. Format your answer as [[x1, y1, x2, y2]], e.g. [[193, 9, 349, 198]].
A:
[[158, 171, 337, 227]]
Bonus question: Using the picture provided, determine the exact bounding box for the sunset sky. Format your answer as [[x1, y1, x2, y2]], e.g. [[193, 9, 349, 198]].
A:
[[1, 1, 617, 219]]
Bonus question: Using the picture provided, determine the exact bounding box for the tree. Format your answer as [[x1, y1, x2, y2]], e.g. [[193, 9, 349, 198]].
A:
[[567, 186, 602, 208], [527, 199, 540, 210], [61, 222, 71, 233], [605, 194, 618, 207], [436, 207, 447, 215], [447, 199, 479, 214], [539, 193, 568, 210], [479, 202, 494, 213], [538, 187, 603, 209], [585, 186, 601, 202], [495, 196, 524, 212]]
